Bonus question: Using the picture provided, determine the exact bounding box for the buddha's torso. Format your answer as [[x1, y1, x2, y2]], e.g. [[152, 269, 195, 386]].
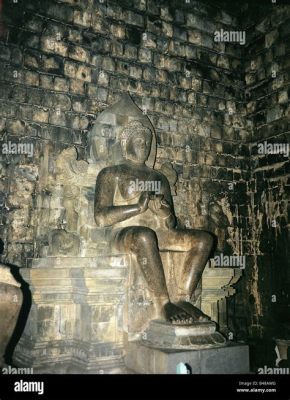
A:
[[111, 164, 166, 231]]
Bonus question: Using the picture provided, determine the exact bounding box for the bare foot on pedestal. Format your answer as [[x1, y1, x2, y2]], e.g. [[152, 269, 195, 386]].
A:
[[162, 302, 194, 325], [176, 300, 210, 322]]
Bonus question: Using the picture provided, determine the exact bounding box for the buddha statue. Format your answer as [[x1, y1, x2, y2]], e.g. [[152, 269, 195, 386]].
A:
[[94, 117, 214, 325]]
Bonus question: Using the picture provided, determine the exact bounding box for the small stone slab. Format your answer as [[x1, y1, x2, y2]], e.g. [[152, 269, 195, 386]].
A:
[[146, 320, 216, 336], [125, 341, 250, 374]]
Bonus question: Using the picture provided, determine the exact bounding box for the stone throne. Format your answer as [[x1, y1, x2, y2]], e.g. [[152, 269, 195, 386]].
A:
[[13, 94, 246, 373]]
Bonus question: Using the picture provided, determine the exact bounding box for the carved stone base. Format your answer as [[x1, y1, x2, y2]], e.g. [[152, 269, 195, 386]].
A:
[[142, 320, 226, 350], [200, 265, 242, 330], [13, 257, 243, 373], [13, 256, 129, 373], [14, 339, 127, 374], [125, 341, 250, 374]]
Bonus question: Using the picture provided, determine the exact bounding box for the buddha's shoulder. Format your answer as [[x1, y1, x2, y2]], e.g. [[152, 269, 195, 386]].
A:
[[97, 164, 130, 177]]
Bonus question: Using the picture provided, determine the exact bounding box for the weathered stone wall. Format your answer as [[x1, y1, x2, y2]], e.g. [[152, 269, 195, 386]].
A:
[[0, 0, 248, 265], [228, 3, 290, 369]]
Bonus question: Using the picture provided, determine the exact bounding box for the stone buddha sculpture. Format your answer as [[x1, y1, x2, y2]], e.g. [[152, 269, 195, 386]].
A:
[[94, 116, 214, 326], [0, 264, 23, 367]]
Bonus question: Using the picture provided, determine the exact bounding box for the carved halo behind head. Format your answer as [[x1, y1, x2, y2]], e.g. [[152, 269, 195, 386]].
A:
[[87, 93, 157, 168]]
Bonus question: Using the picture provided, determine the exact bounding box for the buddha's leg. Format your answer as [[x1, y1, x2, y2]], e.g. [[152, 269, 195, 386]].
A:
[[157, 229, 214, 321], [111, 226, 193, 324]]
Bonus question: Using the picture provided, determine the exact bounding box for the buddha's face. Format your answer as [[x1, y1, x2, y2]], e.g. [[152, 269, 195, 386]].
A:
[[124, 131, 152, 164]]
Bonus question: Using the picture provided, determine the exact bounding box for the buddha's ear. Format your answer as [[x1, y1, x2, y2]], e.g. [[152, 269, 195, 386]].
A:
[[120, 138, 127, 150], [120, 138, 128, 158]]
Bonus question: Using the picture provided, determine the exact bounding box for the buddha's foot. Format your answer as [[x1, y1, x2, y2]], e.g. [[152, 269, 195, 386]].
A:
[[163, 302, 193, 325], [176, 300, 210, 322]]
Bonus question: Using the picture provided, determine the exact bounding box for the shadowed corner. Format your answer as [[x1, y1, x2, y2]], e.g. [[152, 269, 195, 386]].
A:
[[0, 239, 32, 366], [0, 0, 6, 40]]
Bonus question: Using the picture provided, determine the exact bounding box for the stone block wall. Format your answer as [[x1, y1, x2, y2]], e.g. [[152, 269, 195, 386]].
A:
[[0, 0, 248, 266], [227, 2, 290, 369]]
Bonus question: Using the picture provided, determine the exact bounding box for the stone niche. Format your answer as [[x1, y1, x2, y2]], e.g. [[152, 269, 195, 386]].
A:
[[13, 95, 243, 373]]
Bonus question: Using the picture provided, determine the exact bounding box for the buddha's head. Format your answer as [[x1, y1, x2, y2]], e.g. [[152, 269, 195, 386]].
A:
[[120, 121, 152, 164]]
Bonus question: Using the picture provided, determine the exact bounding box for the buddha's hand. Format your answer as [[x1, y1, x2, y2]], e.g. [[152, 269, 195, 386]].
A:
[[148, 195, 171, 218], [138, 191, 150, 213]]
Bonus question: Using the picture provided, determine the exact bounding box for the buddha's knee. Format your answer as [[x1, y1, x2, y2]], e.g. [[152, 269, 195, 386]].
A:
[[130, 227, 157, 250], [186, 230, 213, 252], [196, 231, 213, 252]]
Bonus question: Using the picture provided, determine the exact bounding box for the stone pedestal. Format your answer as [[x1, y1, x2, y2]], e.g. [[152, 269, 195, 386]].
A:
[[142, 320, 226, 350], [200, 266, 242, 331], [13, 256, 129, 373], [125, 341, 250, 374], [13, 257, 243, 373]]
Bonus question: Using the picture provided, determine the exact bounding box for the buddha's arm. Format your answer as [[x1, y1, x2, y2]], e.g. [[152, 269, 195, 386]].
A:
[[94, 168, 144, 228], [159, 175, 177, 229]]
